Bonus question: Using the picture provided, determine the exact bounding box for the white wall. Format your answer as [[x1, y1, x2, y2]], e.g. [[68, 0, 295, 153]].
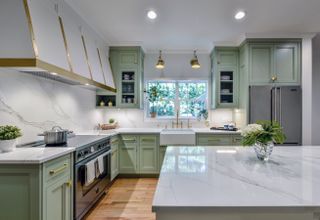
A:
[[312, 34, 320, 145], [101, 52, 237, 128], [0, 69, 102, 143]]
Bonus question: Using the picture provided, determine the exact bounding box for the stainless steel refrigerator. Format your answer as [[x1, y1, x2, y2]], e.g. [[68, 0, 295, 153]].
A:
[[249, 86, 302, 145]]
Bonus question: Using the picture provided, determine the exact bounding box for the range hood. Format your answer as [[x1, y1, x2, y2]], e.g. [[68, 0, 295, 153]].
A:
[[0, 0, 116, 92]]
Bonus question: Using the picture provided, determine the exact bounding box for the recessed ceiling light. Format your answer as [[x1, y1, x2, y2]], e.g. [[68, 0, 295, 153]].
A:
[[147, 10, 157, 20], [234, 11, 246, 20]]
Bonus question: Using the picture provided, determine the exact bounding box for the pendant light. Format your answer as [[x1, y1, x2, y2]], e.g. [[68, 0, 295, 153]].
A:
[[155, 50, 165, 69], [190, 50, 200, 69]]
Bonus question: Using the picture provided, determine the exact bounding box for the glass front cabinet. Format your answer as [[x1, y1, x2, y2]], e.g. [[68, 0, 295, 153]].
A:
[[108, 47, 145, 108], [211, 47, 239, 109]]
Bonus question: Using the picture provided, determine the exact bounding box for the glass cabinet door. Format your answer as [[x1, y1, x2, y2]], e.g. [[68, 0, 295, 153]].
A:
[[120, 71, 136, 105]]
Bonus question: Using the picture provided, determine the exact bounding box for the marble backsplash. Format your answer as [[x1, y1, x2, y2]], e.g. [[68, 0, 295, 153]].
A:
[[0, 69, 103, 143], [0, 69, 240, 143]]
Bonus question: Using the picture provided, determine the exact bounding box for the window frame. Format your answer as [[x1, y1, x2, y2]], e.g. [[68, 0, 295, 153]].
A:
[[145, 79, 208, 120]]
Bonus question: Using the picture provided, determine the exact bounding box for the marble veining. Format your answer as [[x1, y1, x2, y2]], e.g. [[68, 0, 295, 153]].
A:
[[153, 146, 320, 211]]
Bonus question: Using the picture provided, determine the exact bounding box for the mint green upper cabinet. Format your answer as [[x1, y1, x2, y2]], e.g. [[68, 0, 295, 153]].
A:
[[109, 47, 144, 109], [248, 41, 301, 85], [119, 135, 138, 173], [249, 44, 273, 84], [274, 43, 300, 84], [211, 47, 239, 109], [139, 135, 158, 174]]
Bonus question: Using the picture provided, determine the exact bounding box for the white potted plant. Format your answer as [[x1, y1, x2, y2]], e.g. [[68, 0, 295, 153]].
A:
[[0, 125, 22, 152]]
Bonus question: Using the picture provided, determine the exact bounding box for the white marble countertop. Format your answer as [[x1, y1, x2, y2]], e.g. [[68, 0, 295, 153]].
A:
[[0, 147, 74, 164], [152, 146, 320, 211]]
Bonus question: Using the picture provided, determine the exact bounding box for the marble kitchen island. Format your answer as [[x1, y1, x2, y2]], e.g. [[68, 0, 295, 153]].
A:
[[152, 146, 320, 220]]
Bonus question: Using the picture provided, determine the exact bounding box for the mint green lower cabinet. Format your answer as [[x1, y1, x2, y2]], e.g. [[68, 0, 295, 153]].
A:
[[139, 135, 158, 174], [111, 136, 120, 180], [0, 153, 73, 220], [44, 174, 72, 220], [0, 165, 41, 220], [232, 135, 243, 146], [119, 134, 159, 174], [196, 134, 243, 146], [119, 135, 138, 173]]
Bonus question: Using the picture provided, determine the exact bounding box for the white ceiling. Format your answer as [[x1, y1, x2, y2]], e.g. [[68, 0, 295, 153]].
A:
[[66, 0, 320, 52]]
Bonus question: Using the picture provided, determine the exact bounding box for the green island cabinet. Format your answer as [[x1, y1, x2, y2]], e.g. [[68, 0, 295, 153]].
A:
[[0, 153, 73, 220], [119, 134, 159, 174], [110, 135, 120, 181], [244, 40, 301, 85], [108, 46, 145, 109], [211, 47, 239, 109]]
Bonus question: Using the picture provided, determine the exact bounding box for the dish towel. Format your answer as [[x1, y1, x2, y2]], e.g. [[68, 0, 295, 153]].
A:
[[97, 154, 105, 176], [85, 160, 96, 186]]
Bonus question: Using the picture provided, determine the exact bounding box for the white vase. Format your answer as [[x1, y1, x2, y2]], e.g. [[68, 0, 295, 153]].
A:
[[0, 139, 17, 153]]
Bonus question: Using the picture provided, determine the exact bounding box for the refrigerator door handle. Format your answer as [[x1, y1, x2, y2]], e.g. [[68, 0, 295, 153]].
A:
[[278, 88, 282, 125], [273, 87, 277, 122]]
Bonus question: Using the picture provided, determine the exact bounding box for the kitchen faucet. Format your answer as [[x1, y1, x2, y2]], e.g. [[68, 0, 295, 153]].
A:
[[172, 109, 182, 128]]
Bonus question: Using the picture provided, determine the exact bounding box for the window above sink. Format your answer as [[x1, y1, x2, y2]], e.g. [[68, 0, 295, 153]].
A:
[[145, 80, 208, 119]]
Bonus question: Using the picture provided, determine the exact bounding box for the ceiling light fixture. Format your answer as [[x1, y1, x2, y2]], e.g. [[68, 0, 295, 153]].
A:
[[147, 10, 157, 20], [190, 50, 200, 69], [155, 50, 165, 69], [234, 11, 246, 20]]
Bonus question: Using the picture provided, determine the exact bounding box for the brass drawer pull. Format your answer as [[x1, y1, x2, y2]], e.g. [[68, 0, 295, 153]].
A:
[[141, 139, 155, 142], [123, 139, 136, 142], [271, 76, 277, 81], [49, 163, 68, 175], [66, 180, 72, 187]]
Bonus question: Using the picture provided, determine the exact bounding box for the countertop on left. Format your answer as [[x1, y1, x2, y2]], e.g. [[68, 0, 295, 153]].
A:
[[0, 147, 75, 164]]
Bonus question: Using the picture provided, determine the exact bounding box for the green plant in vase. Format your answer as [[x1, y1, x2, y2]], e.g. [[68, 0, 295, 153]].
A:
[[241, 120, 286, 161], [0, 125, 22, 152]]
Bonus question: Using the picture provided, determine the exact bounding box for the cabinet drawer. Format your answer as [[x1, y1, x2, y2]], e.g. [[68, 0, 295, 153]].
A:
[[121, 135, 138, 148], [140, 135, 157, 146], [44, 154, 71, 183], [232, 135, 243, 146], [111, 136, 119, 150], [197, 135, 233, 146]]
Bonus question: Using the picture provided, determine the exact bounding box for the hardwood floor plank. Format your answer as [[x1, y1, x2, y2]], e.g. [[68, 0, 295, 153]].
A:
[[85, 178, 158, 220]]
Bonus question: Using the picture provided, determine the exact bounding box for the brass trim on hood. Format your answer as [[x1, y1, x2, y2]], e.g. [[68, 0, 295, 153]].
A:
[[0, 58, 117, 92], [97, 48, 107, 85], [58, 16, 73, 72], [81, 35, 93, 80], [23, 0, 39, 58]]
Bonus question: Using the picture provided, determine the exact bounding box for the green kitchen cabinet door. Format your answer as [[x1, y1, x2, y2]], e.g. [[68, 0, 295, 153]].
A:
[[249, 44, 274, 85], [159, 146, 167, 171], [44, 175, 72, 220], [216, 50, 238, 66], [0, 166, 41, 220], [274, 43, 300, 84], [119, 135, 138, 173], [111, 136, 119, 181], [139, 135, 158, 174]]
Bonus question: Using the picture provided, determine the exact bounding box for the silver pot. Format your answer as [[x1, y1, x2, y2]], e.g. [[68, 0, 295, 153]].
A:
[[38, 126, 73, 145]]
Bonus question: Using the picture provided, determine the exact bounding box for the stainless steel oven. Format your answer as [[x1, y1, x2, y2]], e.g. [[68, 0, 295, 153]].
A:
[[74, 138, 111, 220]]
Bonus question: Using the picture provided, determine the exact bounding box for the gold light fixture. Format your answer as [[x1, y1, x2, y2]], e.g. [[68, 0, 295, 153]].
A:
[[190, 50, 200, 69], [155, 50, 165, 69]]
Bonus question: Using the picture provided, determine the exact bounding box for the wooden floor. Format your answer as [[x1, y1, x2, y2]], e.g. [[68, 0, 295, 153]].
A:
[[85, 178, 158, 220]]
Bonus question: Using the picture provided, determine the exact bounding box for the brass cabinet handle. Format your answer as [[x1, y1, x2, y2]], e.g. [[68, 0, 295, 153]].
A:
[[66, 180, 72, 187], [271, 76, 277, 81], [49, 163, 68, 175], [141, 139, 155, 142], [123, 139, 136, 142]]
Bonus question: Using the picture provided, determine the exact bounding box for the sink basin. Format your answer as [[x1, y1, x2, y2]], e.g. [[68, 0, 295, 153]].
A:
[[160, 128, 196, 146]]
